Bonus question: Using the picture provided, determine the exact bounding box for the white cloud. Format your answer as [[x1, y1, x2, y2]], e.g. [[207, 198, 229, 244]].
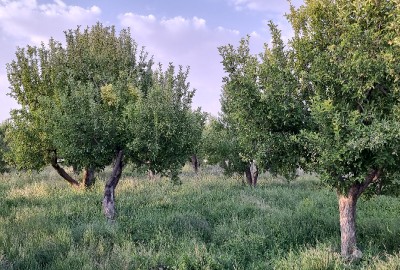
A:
[[193, 16, 206, 30], [217, 26, 240, 36], [229, 0, 303, 13], [250, 31, 260, 38], [119, 13, 157, 37], [118, 12, 246, 116], [160, 16, 190, 33], [0, 0, 101, 44]]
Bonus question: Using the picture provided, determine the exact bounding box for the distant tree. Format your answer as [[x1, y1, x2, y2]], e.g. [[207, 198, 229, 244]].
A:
[[288, 0, 400, 259], [218, 37, 261, 186], [125, 64, 202, 184], [201, 116, 250, 182], [0, 121, 10, 174], [218, 22, 308, 186], [188, 109, 207, 174]]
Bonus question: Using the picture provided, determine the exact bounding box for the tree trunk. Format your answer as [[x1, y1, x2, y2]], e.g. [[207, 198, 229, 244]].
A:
[[245, 166, 252, 186], [337, 169, 381, 260], [338, 192, 360, 260], [191, 154, 199, 173], [250, 161, 258, 187], [244, 161, 258, 187], [82, 167, 95, 188], [148, 169, 156, 180], [102, 150, 124, 221], [50, 150, 80, 187]]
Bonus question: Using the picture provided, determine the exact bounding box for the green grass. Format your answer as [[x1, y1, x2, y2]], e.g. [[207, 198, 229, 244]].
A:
[[1, 165, 400, 269]]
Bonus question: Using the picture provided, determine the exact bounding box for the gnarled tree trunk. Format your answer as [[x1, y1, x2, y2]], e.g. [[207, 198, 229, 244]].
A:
[[102, 150, 124, 221], [82, 167, 95, 188], [50, 150, 80, 187], [337, 169, 381, 260]]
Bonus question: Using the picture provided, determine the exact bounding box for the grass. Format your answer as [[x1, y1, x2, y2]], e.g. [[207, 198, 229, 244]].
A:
[[0, 165, 400, 269]]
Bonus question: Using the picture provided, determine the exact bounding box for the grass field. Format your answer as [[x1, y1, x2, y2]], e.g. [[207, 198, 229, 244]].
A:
[[1, 165, 400, 269]]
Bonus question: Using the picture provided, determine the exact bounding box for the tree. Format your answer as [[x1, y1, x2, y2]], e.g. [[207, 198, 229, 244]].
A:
[[125, 64, 202, 184], [0, 121, 10, 174], [5, 23, 152, 189], [287, 0, 400, 259], [218, 23, 308, 186], [201, 116, 251, 183], [220, 0, 400, 259], [189, 109, 207, 174], [6, 23, 155, 221], [218, 37, 261, 186]]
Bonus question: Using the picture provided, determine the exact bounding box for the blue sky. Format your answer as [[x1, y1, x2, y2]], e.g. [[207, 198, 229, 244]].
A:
[[0, 0, 303, 121]]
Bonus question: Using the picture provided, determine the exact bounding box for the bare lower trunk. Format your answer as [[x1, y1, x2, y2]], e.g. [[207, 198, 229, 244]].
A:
[[244, 161, 258, 187], [337, 169, 381, 260], [338, 193, 360, 259], [191, 154, 199, 173], [250, 161, 258, 187], [102, 150, 124, 220], [148, 169, 155, 180], [245, 166, 252, 186], [82, 167, 95, 188], [50, 151, 80, 187]]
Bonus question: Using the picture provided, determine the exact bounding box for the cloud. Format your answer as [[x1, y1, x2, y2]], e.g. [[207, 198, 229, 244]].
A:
[[0, 0, 101, 44], [193, 16, 206, 30], [118, 12, 247, 116], [228, 0, 303, 13]]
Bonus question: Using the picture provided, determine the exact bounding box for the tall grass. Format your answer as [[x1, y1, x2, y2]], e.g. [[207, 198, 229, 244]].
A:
[[0, 165, 400, 269]]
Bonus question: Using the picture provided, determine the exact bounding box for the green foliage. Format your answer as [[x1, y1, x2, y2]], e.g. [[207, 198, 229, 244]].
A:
[[218, 22, 308, 179], [201, 116, 248, 175], [0, 121, 10, 173], [219, 0, 400, 194], [47, 82, 119, 171], [288, 0, 400, 195], [219, 37, 260, 164], [5, 23, 153, 175], [125, 64, 202, 183], [1, 168, 400, 269], [5, 110, 50, 171], [5, 40, 61, 170]]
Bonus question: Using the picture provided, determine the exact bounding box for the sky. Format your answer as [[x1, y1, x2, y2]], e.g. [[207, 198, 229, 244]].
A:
[[0, 0, 303, 122]]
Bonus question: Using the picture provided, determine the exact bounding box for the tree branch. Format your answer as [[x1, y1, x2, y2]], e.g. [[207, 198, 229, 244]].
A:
[[355, 169, 381, 198], [50, 150, 80, 187]]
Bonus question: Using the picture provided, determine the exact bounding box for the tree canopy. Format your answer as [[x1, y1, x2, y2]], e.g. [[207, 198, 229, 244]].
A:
[[125, 64, 204, 183], [5, 23, 153, 187], [218, 22, 308, 183]]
